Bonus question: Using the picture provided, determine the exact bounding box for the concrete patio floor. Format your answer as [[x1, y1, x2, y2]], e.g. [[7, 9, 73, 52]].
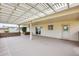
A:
[[0, 35, 79, 56]]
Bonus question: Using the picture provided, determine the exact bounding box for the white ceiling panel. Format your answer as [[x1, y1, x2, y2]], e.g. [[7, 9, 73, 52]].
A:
[[13, 18, 26, 24], [18, 17, 26, 20], [28, 15, 39, 20], [16, 8, 24, 12], [23, 12, 32, 17], [0, 3, 79, 24], [5, 3, 18, 7], [0, 18, 8, 22], [12, 10, 24, 16], [29, 8, 39, 14], [1, 3, 15, 9], [0, 19, 8, 22], [44, 8, 55, 15], [21, 15, 28, 19], [48, 3, 67, 12], [10, 16, 18, 20], [35, 3, 49, 11], [0, 15, 9, 20], [1, 8, 13, 14], [0, 13, 10, 16], [27, 3, 37, 7], [36, 12, 45, 17], [16, 6, 29, 11], [19, 3, 32, 10], [0, 15, 9, 17], [8, 16, 18, 23]]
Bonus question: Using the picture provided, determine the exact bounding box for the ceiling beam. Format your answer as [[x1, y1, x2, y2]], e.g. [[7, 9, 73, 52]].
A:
[[46, 3, 56, 12], [26, 3, 47, 15]]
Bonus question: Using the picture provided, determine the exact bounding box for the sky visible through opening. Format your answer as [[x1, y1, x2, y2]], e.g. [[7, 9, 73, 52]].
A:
[[0, 23, 18, 28]]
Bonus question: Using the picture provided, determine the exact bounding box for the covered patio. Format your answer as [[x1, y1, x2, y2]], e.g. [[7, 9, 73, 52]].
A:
[[0, 3, 79, 56], [0, 35, 79, 56]]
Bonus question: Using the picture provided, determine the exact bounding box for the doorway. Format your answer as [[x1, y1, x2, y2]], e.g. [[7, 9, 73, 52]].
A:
[[62, 24, 70, 39], [35, 27, 41, 35]]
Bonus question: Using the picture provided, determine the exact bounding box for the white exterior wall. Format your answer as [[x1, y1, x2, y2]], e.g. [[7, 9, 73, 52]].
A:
[[32, 25, 62, 39], [32, 20, 79, 41], [45, 30, 62, 39]]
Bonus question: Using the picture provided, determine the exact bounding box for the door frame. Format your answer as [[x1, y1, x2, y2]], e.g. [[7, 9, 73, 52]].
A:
[[61, 24, 70, 39]]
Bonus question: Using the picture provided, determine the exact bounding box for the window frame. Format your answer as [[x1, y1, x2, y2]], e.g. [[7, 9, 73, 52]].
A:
[[48, 25, 53, 30]]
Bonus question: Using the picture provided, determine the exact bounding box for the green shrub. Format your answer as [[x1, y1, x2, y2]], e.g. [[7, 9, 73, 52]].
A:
[[22, 27, 26, 33]]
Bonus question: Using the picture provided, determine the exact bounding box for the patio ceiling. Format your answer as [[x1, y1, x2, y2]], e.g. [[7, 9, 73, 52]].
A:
[[0, 3, 79, 24]]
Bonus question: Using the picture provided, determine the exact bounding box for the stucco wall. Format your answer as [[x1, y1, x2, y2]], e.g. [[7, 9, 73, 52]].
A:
[[32, 19, 79, 41]]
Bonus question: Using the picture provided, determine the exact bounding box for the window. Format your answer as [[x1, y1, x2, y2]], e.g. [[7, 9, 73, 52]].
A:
[[48, 25, 53, 30], [63, 25, 69, 31]]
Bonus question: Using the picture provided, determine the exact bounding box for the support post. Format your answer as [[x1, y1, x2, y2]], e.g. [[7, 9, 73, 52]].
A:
[[29, 22, 32, 40], [18, 24, 20, 35]]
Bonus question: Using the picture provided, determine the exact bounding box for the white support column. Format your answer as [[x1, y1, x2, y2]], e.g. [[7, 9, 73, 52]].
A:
[[29, 22, 32, 40], [18, 24, 20, 35]]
